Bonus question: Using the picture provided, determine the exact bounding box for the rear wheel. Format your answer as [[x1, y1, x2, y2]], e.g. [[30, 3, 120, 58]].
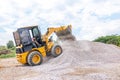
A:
[[51, 45, 63, 57], [27, 51, 43, 66]]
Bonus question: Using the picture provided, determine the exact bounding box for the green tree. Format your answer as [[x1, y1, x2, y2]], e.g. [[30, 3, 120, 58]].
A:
[[7, 40, 14, 49], [94, 35, 120, 47]]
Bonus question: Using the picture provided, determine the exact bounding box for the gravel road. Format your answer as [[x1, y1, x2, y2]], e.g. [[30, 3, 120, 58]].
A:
[[1, 40, 120, 80]]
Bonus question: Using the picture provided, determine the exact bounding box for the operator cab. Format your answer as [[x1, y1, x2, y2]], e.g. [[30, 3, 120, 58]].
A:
[[13, 26, 43, 53]]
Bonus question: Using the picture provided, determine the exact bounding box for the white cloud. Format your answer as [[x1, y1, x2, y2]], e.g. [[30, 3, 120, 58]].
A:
[[0, 0, 120, 45], [69, 0, 120, 40], [0, 32, 13, 46], [33, 0, 60, 9]]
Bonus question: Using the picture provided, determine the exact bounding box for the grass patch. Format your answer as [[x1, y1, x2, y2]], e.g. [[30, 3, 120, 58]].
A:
[[0, 50, 16, 58]]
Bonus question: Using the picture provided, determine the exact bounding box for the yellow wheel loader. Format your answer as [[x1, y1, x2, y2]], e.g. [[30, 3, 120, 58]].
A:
[[13, 25, 74, 66]]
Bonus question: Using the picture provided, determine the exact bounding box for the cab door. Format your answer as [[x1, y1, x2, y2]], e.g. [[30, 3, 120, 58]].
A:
[[18, 28, 33, 52], [13, 31, 21, 46]]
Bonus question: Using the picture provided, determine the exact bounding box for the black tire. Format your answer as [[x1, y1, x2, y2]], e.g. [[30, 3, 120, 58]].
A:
[[27, 51, 43, 66], [51, 45, 63, 57]]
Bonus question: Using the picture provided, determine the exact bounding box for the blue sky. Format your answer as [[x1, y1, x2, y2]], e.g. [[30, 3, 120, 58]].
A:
[[0, 0, 120, 45]]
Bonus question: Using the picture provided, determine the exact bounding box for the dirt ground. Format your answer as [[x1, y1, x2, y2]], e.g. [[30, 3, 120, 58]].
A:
[[1, 40, 120, 80]]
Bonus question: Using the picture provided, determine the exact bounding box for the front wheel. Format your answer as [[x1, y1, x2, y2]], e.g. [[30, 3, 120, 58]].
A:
[[27, 51, 43, 66], [51, 45, 63, 57]]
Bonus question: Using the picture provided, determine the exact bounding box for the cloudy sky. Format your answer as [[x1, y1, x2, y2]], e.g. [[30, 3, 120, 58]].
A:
[[0, 0, 120, 45]]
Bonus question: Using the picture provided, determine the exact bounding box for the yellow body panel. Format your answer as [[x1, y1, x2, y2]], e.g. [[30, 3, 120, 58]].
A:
[[47, 42, 54, 52], [16, 46, 46, 64]]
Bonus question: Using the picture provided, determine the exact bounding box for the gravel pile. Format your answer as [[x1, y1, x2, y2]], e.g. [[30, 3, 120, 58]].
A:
[[22, 40, 120, 80], [1, 40, 120, 80], [61, 40, 120, 63]]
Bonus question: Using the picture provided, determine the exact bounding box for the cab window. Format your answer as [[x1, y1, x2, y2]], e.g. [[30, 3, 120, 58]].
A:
[[32, 28, 39, 37]]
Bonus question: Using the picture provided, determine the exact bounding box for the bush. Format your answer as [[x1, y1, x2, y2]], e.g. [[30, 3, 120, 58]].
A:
[[0, 50, 15, 58], [94, 35, 120, 47], [0, 45, 16, 58], [0, 46, 6, 50]]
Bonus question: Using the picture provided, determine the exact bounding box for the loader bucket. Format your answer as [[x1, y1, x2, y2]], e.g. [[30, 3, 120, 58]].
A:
[[56, 25, 76, 40]]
